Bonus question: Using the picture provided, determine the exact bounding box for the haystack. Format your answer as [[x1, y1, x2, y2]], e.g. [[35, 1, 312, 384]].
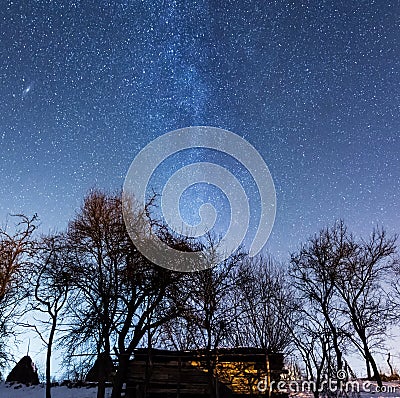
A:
[[86, 352, 115, 382], [6, 356, 39, 385]]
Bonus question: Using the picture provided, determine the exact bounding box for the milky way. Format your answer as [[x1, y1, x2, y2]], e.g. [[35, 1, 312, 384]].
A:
[[0, 0, 399, 258]]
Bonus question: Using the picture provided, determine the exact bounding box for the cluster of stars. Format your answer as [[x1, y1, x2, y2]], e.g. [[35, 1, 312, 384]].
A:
[[0, 0, 398, 258]]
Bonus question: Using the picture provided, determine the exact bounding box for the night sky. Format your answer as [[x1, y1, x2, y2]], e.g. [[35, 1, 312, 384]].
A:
[[1, 0, 399, 260]]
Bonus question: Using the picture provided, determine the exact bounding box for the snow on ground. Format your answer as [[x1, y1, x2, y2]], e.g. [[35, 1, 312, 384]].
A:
[[0, 383, 112, 398], [2, 381, 400, 397]]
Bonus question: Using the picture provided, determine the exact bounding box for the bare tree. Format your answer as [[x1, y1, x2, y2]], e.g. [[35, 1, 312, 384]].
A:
[[184, 256, 242, 352], [59, 190, 186, 398], [290, 221, 398, 388], [156, 244, 244, 398], [333, 225, 398, 386], [110, 243, 186, 398], [291, 314, 332, 398], [290, 222, 348, 378], [232, 255, 294, 353], [62, 190, 129, 398], [26, 234, 71, 398], [0, 214, 37, 368]]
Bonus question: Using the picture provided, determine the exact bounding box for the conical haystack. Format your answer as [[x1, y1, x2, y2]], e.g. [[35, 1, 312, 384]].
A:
[[6, 356, 40, 385], [86, 352, 115, 382]]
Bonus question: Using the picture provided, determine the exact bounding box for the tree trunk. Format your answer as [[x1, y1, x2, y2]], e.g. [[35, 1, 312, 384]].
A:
[[97, 338, 111, 398], [366, 358, 371, 380], [388, 353, 394, 376], [46, 316, 57, 398], [97, 368, 105, 398], [96, 353, 107, 398], [205, 327, 216, 398], [333, 338, 343, 374], [111, 354, 130, 398], [367, 351, 382, 387], [323, 307, 343, 373]]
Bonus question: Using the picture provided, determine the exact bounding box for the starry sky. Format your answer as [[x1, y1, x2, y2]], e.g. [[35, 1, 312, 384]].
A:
[[1, 0, 399, 260]]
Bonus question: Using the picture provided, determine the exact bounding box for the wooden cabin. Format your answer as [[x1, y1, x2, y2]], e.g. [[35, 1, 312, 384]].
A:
[[125, 348, 286, 397]]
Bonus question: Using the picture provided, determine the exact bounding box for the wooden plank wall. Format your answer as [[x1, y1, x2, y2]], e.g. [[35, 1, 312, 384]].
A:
[[125, 349, 285, 398]]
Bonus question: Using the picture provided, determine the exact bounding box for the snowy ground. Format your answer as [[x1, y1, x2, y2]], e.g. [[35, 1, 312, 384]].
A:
[[2, 381, 400, 397], [0, 383, 112, 398]]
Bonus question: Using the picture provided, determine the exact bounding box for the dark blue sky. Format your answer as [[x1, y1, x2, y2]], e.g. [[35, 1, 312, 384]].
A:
[[1, 0, 399, 259]]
